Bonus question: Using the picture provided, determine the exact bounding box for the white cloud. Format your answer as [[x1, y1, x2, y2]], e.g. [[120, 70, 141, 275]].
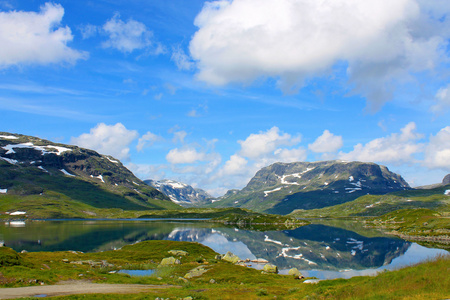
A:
[[423, 126, 450, 171], [102, 13, 152, 53], [339, 122, 423, 164], [79, 24, 98, 39], [172, 46, 194, 70], [172, 130, 187, 144], [430, 84, 450, 115], [308, 130, 343, 153], [166, 147, 208, 164], [0, 3, 87, 68], [71, 123, 138, 161], [274, 147, 307, 163], [137, 131, 163, 152], [238, 126, 300, 159], [220, 154, 248, 175], [189, 0, 450, 109]]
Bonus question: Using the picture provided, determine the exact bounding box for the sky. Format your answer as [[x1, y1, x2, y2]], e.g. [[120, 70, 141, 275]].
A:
[[1, 0, 450, 196]]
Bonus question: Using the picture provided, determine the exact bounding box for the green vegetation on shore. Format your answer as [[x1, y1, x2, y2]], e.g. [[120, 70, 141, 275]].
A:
[[0, 240, 449, 299]]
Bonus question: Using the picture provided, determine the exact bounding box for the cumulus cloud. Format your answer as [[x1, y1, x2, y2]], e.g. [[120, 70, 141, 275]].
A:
[[0, 2, 87, 68], [220, 154, 248, 176], [430, 84, 450, 115], [339, 122, 424, 164], [71, 123, 138, 161], [274, 147, 307, 163], [189, 0, 450, 109], [137, 131, 163, 152], [423, 126, 450, 171], [166, 147, 208, 164], [102, 13, 153, 53], [308, 130, 343, 153], [238, 127, 300, 159]]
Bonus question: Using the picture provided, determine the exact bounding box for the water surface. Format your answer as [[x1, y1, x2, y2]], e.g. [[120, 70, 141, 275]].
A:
[[1, 220, 447, 279]]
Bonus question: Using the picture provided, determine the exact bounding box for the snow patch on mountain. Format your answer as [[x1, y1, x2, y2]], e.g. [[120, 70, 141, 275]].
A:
[[264, 187, 283, 197], [0, 135, 18, 139], [60, 169, 75, 176], [2, 142, 72, 156]]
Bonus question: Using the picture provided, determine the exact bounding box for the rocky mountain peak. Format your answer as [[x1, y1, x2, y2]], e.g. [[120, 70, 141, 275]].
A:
[[145, 179, 213, 207]]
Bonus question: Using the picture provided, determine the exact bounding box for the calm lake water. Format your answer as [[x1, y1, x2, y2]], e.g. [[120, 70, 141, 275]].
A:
[[0, 219, 447, 279]]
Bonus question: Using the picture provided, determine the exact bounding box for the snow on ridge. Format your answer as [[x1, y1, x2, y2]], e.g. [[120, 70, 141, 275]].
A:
[[0, 157, 18, 164], [444, 190, 450, 196], [264, 187, 283, 197], [0, 188, 7, 194], [349, 176, 354, 182], [2, 142, 71, 156], [0, 135, 18, 139], [105, 156, 119, 164], [164, 180, 187, 189], [38, 166, 49, 173], [60, 169, 75, 176]]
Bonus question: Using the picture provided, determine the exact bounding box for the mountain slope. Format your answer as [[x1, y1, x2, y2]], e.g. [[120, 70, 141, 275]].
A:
[[210, 160, 410, 214], [290, 183, 450, 218], [144, 179, 213, 207], [0, 132, 180, 218]]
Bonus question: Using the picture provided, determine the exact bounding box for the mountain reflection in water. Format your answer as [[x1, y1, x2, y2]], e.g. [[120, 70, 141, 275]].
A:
[[1, 220, 447, 279]]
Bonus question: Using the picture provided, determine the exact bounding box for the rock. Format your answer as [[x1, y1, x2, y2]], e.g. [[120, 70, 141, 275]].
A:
[[251, 258, 269, 263], [288, 267, 303, 279], [184, 266, 208, 279], [159, 257, 181, 266], [178, 276, 189, 283], [443, 174, 450, 185], [20, 250, 28, 253], [215, 254, 223, 260], [183, 297, 193, 300], [263, 263, 278, 274], [222, 251, 240, 264], [209, 279, 216, 284], [303, 279, 321, 284], [168, 250, 188, 256]]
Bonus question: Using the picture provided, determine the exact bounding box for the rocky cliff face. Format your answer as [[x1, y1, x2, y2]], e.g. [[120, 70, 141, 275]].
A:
[[443, 174, 450, 185], [0, 132, 179, 215], [211, 160, 410, 214], [145, 179, 213, 207]]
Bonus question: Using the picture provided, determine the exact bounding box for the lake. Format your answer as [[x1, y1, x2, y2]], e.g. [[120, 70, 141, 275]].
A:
[[0, 219, 447, 279]]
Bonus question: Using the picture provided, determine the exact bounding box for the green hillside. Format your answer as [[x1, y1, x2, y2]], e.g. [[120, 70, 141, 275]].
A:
[[0, 132, 180, 219]]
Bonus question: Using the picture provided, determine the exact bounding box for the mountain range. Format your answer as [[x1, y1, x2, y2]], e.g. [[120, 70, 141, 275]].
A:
[[2, 132, 448, 218]]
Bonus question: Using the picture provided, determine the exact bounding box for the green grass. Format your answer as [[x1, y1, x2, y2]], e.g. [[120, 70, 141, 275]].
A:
[[0, 241, 448, 299], [365, 208, 450, 239]]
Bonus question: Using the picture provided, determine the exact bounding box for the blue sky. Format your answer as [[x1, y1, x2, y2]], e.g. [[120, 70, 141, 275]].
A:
[[1, 0, 450, 196]]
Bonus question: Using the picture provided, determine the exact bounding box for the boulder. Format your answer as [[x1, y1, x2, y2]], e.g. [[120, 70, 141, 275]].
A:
[[288, 268, 303, 279], [262, 263, 278, 274], [159, 257, 181, 266], [184, 265, 208, 279], [443, 174, 450, 185], [168, 250, 188, 256], [222, 251, 240, 264]]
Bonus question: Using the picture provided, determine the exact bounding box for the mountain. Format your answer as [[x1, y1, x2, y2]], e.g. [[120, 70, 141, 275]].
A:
[[0, 132, 180, 218], [210, 160, 410, 214], [144, 179, 213, 207]]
